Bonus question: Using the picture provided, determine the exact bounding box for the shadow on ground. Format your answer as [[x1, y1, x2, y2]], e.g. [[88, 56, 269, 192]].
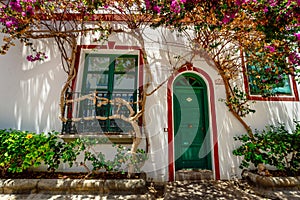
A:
[[163, 180, 300, 200]]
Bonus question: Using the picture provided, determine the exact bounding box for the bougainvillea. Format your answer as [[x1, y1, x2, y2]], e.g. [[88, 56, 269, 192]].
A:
[[0, 0, 299, 137], [144, 0, 299, 135]]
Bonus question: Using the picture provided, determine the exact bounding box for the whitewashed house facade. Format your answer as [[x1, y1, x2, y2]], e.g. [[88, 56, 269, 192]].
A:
[[0, 20, 299, 182]]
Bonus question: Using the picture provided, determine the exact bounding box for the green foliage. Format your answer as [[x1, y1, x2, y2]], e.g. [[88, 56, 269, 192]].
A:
[[83, 144, 147, 173], [224, 86, 256, 117], [44, 138, 84, 172], [233, 121, 300, 175], [0, 129, 82, 175], [0, 129, 147, 176]]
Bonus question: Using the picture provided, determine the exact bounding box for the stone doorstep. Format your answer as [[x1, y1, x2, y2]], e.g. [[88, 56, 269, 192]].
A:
[[0, 179, 146, 195], [242, 170, 300, 189], [175, 170, 213, 181]]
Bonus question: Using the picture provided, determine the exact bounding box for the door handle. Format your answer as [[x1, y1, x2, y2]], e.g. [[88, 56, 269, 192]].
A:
[[188, 124, 193, 128]]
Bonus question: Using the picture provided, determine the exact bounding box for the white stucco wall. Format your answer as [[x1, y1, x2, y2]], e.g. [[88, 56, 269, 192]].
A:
[[0, 35, 66, 133], [0, 25, 299, 182]]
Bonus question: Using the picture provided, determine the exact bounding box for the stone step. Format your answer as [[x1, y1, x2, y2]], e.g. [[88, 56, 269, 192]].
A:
[[0, 193, 155, 200], [0, 178, 147, 195], [175, 169, 213, 181]]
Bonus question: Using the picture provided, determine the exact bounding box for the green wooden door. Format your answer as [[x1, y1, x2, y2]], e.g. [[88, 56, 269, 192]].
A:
[[173, 74, 211, 171]]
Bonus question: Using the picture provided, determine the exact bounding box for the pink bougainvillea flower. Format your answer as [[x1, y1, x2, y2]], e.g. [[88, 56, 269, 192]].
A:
[[170, 0, 181, 14], [153, 5, 161, 14], [265, 45, 275, 53], [145, 0, 151, 9], [294, 33, 300, 41], [5, 20, 13, 28]]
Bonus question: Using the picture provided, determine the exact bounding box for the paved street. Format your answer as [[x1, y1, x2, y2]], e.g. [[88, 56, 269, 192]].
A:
[[163, 180, 300, 200]]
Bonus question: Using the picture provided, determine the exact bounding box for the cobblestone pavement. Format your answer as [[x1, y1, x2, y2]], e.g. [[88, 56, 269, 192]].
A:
[[163, 180, 300, 200], [1, 180, 300, 200]]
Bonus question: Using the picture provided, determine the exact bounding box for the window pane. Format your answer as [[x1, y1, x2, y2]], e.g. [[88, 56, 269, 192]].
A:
[[87, 56, 110, 71], [114, 74, 135, 90], [271, 75, 292, 94], [86, 74, 108, 90], [115, 57, 136, 72], [248, 65, 292, 95], [79, 53, 138, 134]]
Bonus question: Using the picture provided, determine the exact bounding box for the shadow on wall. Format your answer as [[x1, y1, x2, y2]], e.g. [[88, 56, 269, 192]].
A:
[[223, 99, 300, 179], [217, 110, 245, 180], [248, 100, 300, 132], [0, 38, 67, 133]]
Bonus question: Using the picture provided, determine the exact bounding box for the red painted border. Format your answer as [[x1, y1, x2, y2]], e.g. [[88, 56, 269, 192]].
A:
[[167, 64, 220, 181]]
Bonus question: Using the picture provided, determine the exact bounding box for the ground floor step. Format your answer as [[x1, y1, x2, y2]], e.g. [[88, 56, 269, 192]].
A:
[[175, 169, 213, 181]]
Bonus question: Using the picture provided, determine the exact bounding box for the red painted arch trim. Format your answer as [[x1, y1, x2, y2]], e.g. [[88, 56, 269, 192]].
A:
[[167, 65, 220, 181]]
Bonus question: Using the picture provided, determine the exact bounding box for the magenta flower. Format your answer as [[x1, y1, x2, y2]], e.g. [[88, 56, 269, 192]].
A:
[[222, 15, 231, 24], [153, 5, 161, 14], [145, 0, 151, 9], [288, 52, 300, 65], [170, 0, 181, 14], [270, 0, 277, 7], [10, 1, 22, 12], [5, 20, 13, 28], [263, 7, 268, 13], [294, 33, 300, 41], [26, 5, 34, 15], [235, 0, 246, 6], [26, 52, 48, 62], [264, 45, 275, 53]]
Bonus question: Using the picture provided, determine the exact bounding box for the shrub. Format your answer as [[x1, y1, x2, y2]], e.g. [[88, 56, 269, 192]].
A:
[[0, 129, 147, 176], [83, 144, 148, 174], [0, 129, 82, 175], [233, 121, 300, 175]]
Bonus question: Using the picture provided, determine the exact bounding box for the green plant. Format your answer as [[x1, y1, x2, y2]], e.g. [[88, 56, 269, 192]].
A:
[[83, 144, 147, 174], [44, 138, 85, 172], [233, 121, 300, 175], [0, 129, 147, 176], [0, 129, 50, 175], [0, 129, 83, 175]]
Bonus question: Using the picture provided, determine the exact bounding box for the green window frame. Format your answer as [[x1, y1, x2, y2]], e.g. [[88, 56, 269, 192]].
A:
[[80, 53, 138, 133]]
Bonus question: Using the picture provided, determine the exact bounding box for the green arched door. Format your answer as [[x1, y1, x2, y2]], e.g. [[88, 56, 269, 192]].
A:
[[173, 73, 212, 171]]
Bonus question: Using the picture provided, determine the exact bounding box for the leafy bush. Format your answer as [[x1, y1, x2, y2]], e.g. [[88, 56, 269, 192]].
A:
[[83, 144, 147, 174], [0, 129, 147, 176], [233, 121, 300, 175], [0, 129, 82, 175], [43, 137, 84, 172]]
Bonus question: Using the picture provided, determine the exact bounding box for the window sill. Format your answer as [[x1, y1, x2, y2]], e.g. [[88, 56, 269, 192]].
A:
[[59, 134, 134, 144], [247, 94, 299, 101]]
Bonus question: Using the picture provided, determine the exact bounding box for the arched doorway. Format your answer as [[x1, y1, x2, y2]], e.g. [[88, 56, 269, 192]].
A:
[[173, 73, 212, 171]]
